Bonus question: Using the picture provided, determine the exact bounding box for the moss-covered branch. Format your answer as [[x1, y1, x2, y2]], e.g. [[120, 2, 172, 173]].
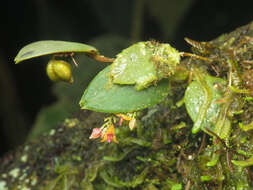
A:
[[1, 21, 253, 190]]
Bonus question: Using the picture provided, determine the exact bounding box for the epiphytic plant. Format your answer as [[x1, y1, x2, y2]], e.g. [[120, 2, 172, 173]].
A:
[[14, 39, 237, 145]]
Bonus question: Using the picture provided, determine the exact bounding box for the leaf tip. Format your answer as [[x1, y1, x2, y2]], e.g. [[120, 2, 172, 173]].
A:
[[79, 100, 87, 110], [14, 59, 20, 64]]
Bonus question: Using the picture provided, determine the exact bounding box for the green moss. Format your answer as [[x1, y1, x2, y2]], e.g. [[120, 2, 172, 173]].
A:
[[2, 21, 253, 190]]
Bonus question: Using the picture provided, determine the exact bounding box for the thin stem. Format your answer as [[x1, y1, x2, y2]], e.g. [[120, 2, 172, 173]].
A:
[[198, 133, 206, 155], [226, 151, 234, 173], [88, 53, 115, 63], [180, 52, 210, 62], [71, 55, 79, 67]]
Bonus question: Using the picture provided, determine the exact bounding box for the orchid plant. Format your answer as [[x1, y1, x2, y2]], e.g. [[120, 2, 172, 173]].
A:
[[14, 39, 233, 145]]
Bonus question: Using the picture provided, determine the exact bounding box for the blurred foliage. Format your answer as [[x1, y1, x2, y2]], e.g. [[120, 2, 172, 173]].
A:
[[147, 0, 194, 40], [90, 0, 134, 36]]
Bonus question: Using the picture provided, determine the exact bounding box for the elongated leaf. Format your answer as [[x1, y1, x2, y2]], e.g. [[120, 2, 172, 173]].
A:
[[80, 65, 170, 113], [15, 40, 98, 63], [232, 156, 253, 167]]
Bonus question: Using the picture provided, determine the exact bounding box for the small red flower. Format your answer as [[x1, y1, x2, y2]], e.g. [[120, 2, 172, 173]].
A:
[[101, 125, 118, 143]]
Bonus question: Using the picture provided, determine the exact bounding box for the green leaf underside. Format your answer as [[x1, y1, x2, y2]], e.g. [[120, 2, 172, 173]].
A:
[[14, 40, 98, 63], [111, 41, 180, 90], [184, 75, 225, 131], [111, 42, 157, 89], [80, 65, 170, 113]]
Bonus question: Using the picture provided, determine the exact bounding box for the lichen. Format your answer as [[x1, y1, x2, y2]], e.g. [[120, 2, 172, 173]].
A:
[[9, 168, 20, 178], [20, 155, 28, 163]]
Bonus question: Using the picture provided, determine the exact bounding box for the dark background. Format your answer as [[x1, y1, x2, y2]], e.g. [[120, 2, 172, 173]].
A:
[[0, 0, 253, 156]]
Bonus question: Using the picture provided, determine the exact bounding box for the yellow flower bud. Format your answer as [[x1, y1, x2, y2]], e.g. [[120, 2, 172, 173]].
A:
[[46, 59, 74, 83], [129, 118, 136, 131]]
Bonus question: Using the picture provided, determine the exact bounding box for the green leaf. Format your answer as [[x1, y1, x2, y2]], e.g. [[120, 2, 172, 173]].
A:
[[232, 156, 253, 167], [28, 35, 129, 139], [111, 41, 180, 90], [184, 72, 226, 134], [14, 40, 98, 63], [111, 42, 156, 90], [80, 65, 170, 113], [171, 184, 182, 190], [239, 121, 253, 131]]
